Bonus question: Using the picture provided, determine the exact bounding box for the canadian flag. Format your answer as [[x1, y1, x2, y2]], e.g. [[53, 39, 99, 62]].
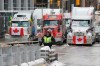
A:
[[10, 27, 24, 36], [73, 36, 86, 44]]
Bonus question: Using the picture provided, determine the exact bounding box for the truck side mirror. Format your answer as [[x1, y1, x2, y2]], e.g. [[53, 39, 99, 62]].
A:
[[87, 27, 94, 32]]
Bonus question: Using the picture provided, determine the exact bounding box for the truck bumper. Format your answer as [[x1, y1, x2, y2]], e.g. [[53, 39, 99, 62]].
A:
[[67, 38, 93, 44], [55, 38, 63, 42], [54, 38, 64, 45], [5, 34, 29, 42]]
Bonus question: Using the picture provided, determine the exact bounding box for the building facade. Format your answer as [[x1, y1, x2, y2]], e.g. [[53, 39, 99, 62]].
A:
[[0, 0, 35, 10], [0, 0, 35, 31], [97, 0, 100, 10]]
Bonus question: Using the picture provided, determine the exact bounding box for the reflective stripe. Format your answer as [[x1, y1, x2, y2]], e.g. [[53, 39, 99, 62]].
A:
[[44, 36, 51, 43]]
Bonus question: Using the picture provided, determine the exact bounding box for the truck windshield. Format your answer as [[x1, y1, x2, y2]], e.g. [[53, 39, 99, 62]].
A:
[[12, 21, 29, 27], [44, 20, 58, 26], [72, 20, 90, 27]]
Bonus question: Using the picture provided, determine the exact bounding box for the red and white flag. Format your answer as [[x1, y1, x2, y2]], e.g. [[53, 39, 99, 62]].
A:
[[73, 36, 86, 44], [10, 27, 24, 36]]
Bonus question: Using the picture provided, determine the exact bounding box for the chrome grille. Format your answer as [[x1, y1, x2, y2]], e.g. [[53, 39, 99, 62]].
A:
[[74, 32, 84, 36]]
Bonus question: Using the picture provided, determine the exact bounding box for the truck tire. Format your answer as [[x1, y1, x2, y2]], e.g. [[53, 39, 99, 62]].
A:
[[97, 36, 100, 42]]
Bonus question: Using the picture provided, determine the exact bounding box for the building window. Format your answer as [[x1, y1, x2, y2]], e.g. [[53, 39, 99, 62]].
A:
[[28, 0, 30, 10], [4, 0, 8, 3], [21, 0, 24, 10], [13, 0, 17, 10], [4, 0, 8, 10], [35, 0, 48, 8]]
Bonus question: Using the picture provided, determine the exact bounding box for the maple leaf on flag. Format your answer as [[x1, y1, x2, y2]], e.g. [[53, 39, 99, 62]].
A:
[[13, 28, 19, 33], [77, 38, 82, 42]]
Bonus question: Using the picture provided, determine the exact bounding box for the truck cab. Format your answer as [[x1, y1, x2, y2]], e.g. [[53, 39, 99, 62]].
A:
[[67, 7, 95, 45], [36, 9, 66, 44], [5, 11, 33, 42]]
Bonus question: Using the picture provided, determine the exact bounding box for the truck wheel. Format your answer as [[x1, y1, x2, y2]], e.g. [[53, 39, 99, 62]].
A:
[[56, 41, 63, 46], [85, 44, 93, 46], [63, 38, 66, 43], [68, 43, 73, 46], [62, 35, 66, 43], [39, 41, 42, 46], [98, 37, 100, 42], [92, 38, 96, 44]]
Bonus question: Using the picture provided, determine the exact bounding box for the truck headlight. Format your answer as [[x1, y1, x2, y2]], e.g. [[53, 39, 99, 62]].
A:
[[87, 36, 91, 38], [56, 33, 62, 37], [67, 32, 73, 38], [87, 32, 92, 38], [67, 35, 72, 38]]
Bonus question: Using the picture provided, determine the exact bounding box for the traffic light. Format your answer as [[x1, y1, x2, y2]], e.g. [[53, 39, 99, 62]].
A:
[[50, 0, 53, 5], [57, 0, 60, 7], [76, 0, 80, 6]]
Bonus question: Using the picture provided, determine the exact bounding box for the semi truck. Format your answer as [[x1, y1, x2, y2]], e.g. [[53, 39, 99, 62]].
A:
[[36, 9, 66, 45], [5, 11, 34, 42], [67, 7, 96, 45]]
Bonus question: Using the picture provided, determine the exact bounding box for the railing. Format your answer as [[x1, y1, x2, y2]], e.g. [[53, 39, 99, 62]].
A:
[[0, 42, 40, 66]]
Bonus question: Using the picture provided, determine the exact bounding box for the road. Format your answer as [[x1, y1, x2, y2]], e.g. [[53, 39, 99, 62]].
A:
[[0, 38, 100, 66], [52, 43, 100, 66]]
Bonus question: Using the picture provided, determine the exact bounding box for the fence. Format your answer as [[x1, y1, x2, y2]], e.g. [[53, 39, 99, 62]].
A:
[[0, 43, 40, 66]]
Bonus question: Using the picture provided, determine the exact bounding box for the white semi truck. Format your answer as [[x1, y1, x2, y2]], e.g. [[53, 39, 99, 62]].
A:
[[67, 7, 96, 45], [5, 11, 34, 42]]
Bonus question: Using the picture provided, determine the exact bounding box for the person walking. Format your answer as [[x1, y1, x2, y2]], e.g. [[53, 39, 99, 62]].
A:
[[42, 31, 55, 49], [31, 25, 35, 37], [29, 25, 35, 41]]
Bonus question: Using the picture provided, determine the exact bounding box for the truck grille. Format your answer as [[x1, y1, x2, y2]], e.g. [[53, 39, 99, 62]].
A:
[[74, 32, 84, 36], [45, 28, 54, 31]]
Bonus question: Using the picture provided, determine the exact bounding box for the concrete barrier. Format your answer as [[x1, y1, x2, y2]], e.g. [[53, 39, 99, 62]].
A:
[[12, 65, 18, 66], [40, 46, 50, 61], [21, 63, 28, 66], [50, 61, 66, 66], [27, 58, 46, 66], [0, 44, 40, 66], [48, 49, 58, 62], [28, 61, 35, 66]]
